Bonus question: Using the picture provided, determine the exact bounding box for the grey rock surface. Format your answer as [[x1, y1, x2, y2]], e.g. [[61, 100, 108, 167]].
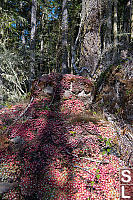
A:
[[43, 86, 53, 95], [0, 182, 18, 194], [10, 136, 24, 145], [78, 90, 87, 97], [63, 90, 72, 98]]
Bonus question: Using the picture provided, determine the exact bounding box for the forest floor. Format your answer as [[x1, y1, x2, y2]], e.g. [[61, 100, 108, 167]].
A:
[[0, 73, 131, 200]]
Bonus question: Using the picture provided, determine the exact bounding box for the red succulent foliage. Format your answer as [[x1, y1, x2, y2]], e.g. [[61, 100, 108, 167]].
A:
[[0, 73, 125, 199]]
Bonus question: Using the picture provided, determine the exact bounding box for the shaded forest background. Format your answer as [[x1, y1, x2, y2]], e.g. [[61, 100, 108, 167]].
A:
[[0, 0, 133, 106]]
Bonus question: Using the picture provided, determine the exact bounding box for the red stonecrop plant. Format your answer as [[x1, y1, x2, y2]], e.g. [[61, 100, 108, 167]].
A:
[[0, 73, 125, 200], [61, 99, 84, 115]]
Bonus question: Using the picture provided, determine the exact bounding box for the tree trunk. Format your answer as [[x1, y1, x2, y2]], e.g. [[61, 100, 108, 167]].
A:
[[71, 0, 86, 75], [40, 38, 44, 76], [0, 68, 3, 104], [39, 11, 45, 76], [106, 0, 112, 66], [80, 0, 101, 77], [62, 0, 68, 74], [71, 45, 79, 74], [22, 30, 26, 46], [113, 0, 118, 62], [131, 0, 133, 40], [113, 0, 118, 48], [30, 0, 37, 89]]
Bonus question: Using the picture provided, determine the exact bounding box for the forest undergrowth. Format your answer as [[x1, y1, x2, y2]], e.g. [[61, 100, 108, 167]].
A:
[[0, 73, 128, 200]]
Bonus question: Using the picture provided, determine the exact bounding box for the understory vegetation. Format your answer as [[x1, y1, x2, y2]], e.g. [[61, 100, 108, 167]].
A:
[[0, 74, 132, 200]]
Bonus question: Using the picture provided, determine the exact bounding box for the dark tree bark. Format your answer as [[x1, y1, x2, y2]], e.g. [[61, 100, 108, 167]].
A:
[[39, 11, 45, 77], [105, 0, 113, 66], [0, 68, 3, 104], [113, 0, 118, 63], [100, 0, 113, 68], [113, 0, 118, 48], [131, 0, 133, 40], [62, 0, 68, 74], [22, 30, 26, 46], [71, 0, 86, 75], [29, 0, 37, 88]]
